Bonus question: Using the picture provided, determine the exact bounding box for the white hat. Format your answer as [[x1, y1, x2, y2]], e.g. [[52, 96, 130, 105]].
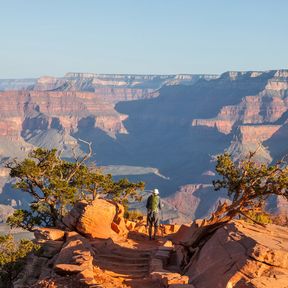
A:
[[153, 188, 159, 195]]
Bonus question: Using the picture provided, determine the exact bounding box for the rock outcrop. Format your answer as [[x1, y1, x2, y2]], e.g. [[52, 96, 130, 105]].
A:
[[170, 220, 288, 288], [12, 197, 288, 288], [14, 199, 130, 287], [63, 198, 128, 239]]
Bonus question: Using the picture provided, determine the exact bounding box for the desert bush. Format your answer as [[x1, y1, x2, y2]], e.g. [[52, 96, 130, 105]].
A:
[[0, 234, 39, 287], [242, 209, 272, 225], [126, 209, 144, 221]]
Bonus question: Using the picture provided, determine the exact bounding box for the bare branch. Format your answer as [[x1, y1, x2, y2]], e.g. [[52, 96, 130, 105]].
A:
[[65, 139, 93, 183], [78, 138, 93, 164]]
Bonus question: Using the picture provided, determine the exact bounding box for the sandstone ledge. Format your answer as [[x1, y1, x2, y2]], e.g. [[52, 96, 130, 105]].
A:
[[172, 220, 288, 288]]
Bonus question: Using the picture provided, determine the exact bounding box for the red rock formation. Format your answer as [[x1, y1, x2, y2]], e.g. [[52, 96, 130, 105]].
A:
[[11, 198, 288, 288], [0, 90, 129, 139], [177, 220, 288, 288], [1, 70, 288, 223], [165, 184, 224, 223], [192, 94, 287, 135], [62, 199, 128, 239], [192, 70, 288, 141], [192, 118, 234, 134], [165, 185, 203, 221], [239, 125, 281, 144]]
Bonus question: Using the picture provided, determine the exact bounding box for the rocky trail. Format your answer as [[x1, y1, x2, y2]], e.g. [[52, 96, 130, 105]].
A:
[[89, 229, 176, 288], [12, 198, 288, 288], [93, 248, 152, 279]]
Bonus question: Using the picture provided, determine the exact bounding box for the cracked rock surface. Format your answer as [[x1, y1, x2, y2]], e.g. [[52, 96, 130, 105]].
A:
[[185, 220, 288, 288]]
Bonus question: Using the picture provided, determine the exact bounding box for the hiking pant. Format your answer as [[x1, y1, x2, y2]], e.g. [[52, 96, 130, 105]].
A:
[[147, 211, 159, 238]]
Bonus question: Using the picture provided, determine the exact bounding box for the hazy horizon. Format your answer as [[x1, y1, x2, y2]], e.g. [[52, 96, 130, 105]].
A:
[[1, 68, 288, 80]]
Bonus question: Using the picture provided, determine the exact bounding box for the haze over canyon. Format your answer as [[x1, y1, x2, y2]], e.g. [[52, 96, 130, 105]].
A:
[[0, 70, 288, 222]]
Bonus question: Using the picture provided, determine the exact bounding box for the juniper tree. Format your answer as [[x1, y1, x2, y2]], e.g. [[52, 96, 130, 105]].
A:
[[180, 150, 288, 273], [5, 145, 144, 230], [210, 151, 288, 224]]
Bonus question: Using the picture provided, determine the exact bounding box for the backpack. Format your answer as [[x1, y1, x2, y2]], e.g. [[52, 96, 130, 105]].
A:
[[147, 194, 160, 213]]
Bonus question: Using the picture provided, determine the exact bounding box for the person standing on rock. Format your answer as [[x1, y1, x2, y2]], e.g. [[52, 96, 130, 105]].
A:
[[146, 188, 162, 240]]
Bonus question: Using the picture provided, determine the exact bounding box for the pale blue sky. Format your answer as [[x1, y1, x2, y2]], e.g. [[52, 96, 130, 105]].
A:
[[0, 0, 287, 78]]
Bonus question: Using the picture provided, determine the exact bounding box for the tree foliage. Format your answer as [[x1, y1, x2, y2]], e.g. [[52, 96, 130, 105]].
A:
[[210, 151, 288, 224], [0, 234, 39, 287], [6, 146, 144, 230], [243, 210, 272, 225], [179, 151, 288, 273]]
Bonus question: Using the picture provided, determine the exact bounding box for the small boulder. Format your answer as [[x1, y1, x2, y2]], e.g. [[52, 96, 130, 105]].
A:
[[151, 271, 189, 286], [63, 198, 128, 239], [163, 240, 174, 248], [34, 227, 65, 241], [54, 264, 84, 275]]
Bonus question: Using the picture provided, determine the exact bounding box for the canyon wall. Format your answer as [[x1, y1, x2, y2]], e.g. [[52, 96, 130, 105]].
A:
[[0, 70, 287, 222]]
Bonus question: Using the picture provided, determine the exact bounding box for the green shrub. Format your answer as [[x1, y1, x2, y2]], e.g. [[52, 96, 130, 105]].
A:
[[0, 234, 39, 287], [125, 209, 144, 221], [243, 210, 272, 225]]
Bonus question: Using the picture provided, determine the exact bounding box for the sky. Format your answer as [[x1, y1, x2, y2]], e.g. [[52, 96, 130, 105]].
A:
[[0, 0, 287, 78]]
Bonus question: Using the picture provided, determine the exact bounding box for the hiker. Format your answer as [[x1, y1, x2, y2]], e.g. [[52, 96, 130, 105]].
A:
[[146, 188, 162, 240]]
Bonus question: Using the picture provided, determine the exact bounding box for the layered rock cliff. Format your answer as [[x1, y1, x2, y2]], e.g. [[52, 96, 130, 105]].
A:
[[192, 70, 288, 158], [113, 69, 288, 220], [0, 70, 288, 222]]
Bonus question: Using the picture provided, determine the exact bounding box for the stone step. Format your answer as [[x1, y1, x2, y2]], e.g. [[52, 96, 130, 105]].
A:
[[104, 270, 149, 279], [95, 259, 149, 269], [158, 246, 173, 251], [109, 249, 151, 258], [124, 278, 163, 288], [100, 266, 148, 274], [96, 254, 150, 264], [155, 250, 171, 259], [110, 247, 152, 253]]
